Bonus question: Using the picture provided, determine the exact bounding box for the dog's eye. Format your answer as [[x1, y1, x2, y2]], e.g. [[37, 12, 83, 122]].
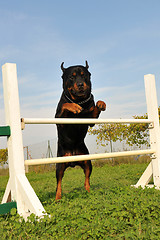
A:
[[72, 72, 76, 76]]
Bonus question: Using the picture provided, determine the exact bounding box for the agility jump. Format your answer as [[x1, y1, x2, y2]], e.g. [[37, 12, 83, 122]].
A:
[[1, 63, 160, 220]]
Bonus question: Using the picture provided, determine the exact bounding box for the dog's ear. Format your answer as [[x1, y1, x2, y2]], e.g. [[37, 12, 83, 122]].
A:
[[85, 60, 89, 70], [61, 62, 66, 72]]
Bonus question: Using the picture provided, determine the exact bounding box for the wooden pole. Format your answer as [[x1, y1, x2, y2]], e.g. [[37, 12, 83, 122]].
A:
[[135, 74, 160, 188], [1, 63, 46, 220], [21, 117, 152, 125], [25, 149, 155, 166]]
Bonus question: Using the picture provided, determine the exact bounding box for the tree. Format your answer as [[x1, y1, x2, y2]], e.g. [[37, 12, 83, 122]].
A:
[[125, 114, 149, 148], [127, 106, 160, 147], [0, 148, 8, 165], [89, 106, 160, 151], [88, 123, 124, 152]]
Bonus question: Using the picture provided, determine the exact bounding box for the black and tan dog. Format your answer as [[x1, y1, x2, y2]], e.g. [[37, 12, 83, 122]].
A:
[[55, 61, 106, 200]]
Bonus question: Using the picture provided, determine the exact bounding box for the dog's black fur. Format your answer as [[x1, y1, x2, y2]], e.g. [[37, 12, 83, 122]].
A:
[[55, 61, 106, 200]]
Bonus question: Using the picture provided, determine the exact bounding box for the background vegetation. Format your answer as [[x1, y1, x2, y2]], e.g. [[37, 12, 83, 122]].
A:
[[0, 148, 8, 166], [89, 106, 160, 152]]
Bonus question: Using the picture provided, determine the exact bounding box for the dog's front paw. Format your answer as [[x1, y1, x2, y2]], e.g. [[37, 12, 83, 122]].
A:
[[96, 101, 106, 111], [62, 103, 82, 114]]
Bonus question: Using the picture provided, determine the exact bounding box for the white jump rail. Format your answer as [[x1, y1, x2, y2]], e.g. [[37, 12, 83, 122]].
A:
[[1, 63, 160, 221], [21, 117, 152, 125], [25, 149, 155, 166]]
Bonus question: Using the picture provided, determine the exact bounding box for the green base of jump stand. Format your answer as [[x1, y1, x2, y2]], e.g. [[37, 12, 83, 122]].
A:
[[0, 202, 17, 215], [0, 126, 11, 137]]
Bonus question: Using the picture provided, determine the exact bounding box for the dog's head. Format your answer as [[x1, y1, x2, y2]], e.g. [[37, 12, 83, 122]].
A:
[[61, 61, 91, 101]]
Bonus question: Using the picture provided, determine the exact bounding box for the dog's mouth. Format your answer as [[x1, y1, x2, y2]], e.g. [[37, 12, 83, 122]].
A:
[[71, 88, 89, 99], [75, 89, 86, 96], [67, 82, 91, 101]]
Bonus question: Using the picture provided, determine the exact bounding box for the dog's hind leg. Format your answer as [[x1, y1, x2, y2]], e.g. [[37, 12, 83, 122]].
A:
[[78, 160, 92, 192], [76, 144, 92, 192], [83, 160, 92, 192], [55, 163, 66, 200]]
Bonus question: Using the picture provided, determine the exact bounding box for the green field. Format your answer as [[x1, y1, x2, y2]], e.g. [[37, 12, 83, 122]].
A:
[[0, 162, 160, 239]]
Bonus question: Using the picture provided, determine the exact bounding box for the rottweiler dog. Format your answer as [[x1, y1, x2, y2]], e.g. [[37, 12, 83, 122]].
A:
[[55, 61, 106, 200]]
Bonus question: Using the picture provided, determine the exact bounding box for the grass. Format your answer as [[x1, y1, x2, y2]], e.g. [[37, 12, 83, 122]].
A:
[[0, 160, 160, 239]]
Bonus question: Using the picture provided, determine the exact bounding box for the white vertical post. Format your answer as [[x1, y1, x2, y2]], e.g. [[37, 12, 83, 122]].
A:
[[1, 63, 46, 220], [2, 63, 25, 200], [136, 74, 160, 188], [145, 74, 160, 187]]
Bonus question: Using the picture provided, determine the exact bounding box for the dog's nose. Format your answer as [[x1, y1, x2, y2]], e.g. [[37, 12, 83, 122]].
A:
[[77, 82, 84, 88]]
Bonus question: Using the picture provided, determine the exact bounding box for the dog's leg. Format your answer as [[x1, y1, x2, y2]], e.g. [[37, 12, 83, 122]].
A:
[[55, 152, 72, 200], [92, 100, 106, 118], [55, 163, 66, 200], [83, 160, 92, 192], [76, 144, 92, 192], [78, 160, 92, 192], [58, 103, 82, 117]]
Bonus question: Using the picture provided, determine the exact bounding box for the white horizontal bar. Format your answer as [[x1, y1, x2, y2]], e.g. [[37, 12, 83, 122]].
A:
[[25, 149, 155, 166], [22, 118, 152, 125]]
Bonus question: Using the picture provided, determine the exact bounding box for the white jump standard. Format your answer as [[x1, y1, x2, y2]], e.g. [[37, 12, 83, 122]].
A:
[[1, 63, 160, 220], [2, 63, 46, 220]]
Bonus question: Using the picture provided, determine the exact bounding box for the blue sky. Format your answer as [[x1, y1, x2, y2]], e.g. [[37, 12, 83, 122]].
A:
[[0, 0, 160, 147]]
